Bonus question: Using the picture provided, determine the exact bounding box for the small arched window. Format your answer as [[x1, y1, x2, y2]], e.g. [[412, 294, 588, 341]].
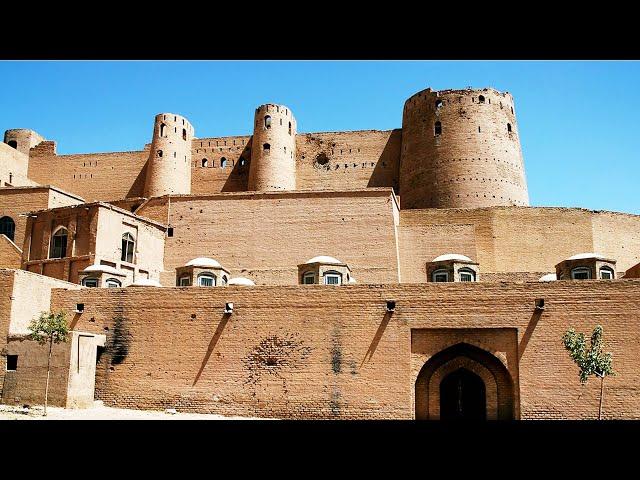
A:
[[82, 277, 99, 288], [599, 267, 614, 280], [105, 278, 122, 288], [160, 123, 166, 137], [202, 158, 208, 167], [50, 227, 68, 259], [157, 150, 163, 158], [435, 99, 443, 110], [302, 272, 315, 285], [7, 140, 17, 149], [198, 273, 216, 287], [571, 267, 591, 280], [0, 216, 16, 241], [121, 232, 135, 263], [220, 157, 227, 168], [459, 268, 476, 282], [323, 271, 342, 285], [434, 121, 442, 136], [507, 123, 512, 133], [263, 143, 270, 152], [478, 95, 485, 103], [432, 269, 449, 282], [264, 116, 272, 129], [182, 128, 187, 141], [288, 122, 292, 135]]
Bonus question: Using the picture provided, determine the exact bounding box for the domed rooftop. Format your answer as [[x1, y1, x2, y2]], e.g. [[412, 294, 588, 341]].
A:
[[432, 253, 473, 262], [129, 278, 162, 287], [228, 277, 256, 286], [185, 257, 222, 268], [305, 256, 343, 265], [539, 273, 557, 282], [567, 252, 608, 261], [81, 264, 124, 276]]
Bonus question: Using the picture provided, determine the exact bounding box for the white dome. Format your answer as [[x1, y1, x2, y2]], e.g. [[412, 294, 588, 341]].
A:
[[539, 273, 557, 282], [305, 256, 343, 265], [185, 257, 222, 268], [567, 252, 607, 261], [129, 278, 162, 287], [432, 253, 473, 262], [81, 264, 124, 276], [228, 277, 255, 286]]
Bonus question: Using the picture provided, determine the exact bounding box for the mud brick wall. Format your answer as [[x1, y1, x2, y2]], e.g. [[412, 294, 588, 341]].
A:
[[46, 280, 640, 419], [137, 189, 401, 286]]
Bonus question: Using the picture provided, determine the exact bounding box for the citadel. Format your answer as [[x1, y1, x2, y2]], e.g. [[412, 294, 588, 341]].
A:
[[0, 86, 639, 419]]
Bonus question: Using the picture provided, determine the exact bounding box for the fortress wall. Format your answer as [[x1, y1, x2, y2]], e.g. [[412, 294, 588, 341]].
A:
[[400, 207, 640, 275], [27, 147, 149, 202], [295, 129, 401, 192], [190, 130, 401, 195], [41, 280, 640, 419], [398, 224, 477, 283], [191, 135, 252, 194], [136, 190, 400, 286], [0, 142, 34, 187]]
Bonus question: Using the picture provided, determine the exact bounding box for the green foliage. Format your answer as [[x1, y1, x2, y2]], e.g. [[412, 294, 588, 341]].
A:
[[28, 311, 69, 345], [562, 325, 614, 384]]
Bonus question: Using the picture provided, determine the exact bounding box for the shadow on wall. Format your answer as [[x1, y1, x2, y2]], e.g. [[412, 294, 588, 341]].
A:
[[518, 309, 543, 361], [127, 161, 148, 198], [367, 129, 402, 194], [193, 313, 231, 386], [360, 311, 393, 367], [221, 139, 252, 192]]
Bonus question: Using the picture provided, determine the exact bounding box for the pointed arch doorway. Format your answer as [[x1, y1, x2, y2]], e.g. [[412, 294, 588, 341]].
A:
[[415, 342, 515, 420]]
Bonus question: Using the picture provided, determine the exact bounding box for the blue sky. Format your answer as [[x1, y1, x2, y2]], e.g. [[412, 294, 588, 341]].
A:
[[0, 61, 638, 214]]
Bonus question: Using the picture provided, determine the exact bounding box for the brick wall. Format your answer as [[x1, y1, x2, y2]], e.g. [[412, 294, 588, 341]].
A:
[[0, 269, 80, 399], [137, 189, 400, 286], [41, 279, 640, 419], [27, 148, 149, 202], [400, 206, 640, 276]]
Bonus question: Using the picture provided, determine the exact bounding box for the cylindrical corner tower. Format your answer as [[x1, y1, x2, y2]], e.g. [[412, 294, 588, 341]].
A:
[[399, 87, 529, 209], [143, 113, 194, 198], [248, 104, 297, 191], [4, 129, 45, 156]]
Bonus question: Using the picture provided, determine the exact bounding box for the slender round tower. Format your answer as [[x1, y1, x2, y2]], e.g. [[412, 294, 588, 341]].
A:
[[399, 87, 529, 209], [248, 104, 297, 191], [143, 113, 193, 198]]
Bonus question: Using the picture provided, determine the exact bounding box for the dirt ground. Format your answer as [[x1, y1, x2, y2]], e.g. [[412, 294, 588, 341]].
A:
[[0, 402, 264, 420]]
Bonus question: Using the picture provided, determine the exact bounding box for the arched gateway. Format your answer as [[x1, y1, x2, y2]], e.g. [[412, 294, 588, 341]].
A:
[[415, 343, 515, 420]]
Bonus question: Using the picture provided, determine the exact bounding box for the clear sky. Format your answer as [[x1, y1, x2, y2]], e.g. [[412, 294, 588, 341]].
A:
[[0, 61, 638, 214]]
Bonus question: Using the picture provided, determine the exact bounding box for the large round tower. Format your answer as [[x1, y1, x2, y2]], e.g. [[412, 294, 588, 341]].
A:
[[143, 113, 193, 198], [248, 104, 297, 191], [3, 129, 45, 156], [399, 87, 529, 209]]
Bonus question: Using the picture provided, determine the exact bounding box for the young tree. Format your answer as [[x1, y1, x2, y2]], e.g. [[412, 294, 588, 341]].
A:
[[28, 311, 69, 416], [562, 325, 614, 420]]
